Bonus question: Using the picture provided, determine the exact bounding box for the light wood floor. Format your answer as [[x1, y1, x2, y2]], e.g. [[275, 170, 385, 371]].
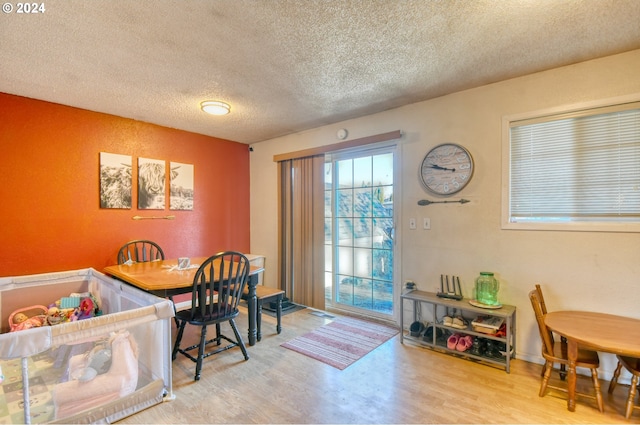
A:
[[120, 307, 638, 424]]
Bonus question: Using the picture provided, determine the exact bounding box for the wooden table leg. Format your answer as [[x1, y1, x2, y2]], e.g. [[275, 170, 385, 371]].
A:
[[246, 274, 258, 346], [567, 339, 578, 412]]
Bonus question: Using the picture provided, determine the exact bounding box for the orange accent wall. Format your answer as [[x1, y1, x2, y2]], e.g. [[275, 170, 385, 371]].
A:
[[0, 93, 250, 276]]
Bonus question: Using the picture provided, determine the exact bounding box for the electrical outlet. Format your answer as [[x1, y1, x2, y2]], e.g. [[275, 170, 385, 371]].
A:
[[409, 218, 416, 229], [423, 217, 431, 229]]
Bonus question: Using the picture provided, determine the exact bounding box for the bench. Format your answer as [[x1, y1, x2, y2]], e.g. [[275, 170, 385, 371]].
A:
[[243, 286, 285, 341]]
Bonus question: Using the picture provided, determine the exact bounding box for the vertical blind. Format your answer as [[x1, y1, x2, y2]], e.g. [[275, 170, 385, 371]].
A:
[[509, 102, 640, 222]]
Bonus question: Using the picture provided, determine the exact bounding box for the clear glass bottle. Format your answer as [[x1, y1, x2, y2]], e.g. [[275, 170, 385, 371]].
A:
[[476, 272, 499, 305]]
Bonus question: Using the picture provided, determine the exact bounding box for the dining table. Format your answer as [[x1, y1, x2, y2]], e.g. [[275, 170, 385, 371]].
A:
[[104, 256, 265, 346], [545, 311, 640, 412]]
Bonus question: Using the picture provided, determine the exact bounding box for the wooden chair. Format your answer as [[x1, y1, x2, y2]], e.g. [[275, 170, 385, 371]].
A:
[[528, 289, 604, 412], [117, 240, 180, 326], [534, 284, 566, 380], [117, 240, 164, 264], [172, 251, 250, 381], [608, 356, 640, 419]]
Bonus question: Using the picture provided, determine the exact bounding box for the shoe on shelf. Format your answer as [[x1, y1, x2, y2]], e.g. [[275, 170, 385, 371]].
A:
[[456, 335, 474, 352], [442, 316, 453, 327], [424, 324, 444, 341], [469, 337, 483, 356], [451, 316, 468, 329], [447, 333, 460, 350], [409, 321, 425, 337]]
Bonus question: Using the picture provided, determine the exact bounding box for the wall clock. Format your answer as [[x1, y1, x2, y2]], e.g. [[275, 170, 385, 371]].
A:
[[419, 143, 474, 196]]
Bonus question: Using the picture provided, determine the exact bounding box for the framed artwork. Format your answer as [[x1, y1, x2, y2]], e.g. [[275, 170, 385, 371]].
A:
[[138, 158, 166, 210], [170, 162, 194, 210], [99, 152, 132, 209]]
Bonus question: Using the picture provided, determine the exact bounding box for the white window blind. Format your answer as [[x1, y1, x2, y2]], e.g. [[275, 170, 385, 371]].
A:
[[508, 102, 640, 226]]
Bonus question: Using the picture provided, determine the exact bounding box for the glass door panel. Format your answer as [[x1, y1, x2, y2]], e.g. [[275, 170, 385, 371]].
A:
[[325, 149, 395, 317]]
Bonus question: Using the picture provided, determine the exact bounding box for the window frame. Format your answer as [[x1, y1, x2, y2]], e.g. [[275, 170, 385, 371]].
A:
[[501, 93, 640, 233]]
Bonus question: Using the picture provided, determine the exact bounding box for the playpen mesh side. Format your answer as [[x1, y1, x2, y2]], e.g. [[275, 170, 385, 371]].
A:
[[0, 268, 174, 424]]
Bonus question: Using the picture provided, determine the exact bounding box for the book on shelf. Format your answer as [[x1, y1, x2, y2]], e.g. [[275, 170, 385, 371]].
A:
[[471, 315, 504, 330]]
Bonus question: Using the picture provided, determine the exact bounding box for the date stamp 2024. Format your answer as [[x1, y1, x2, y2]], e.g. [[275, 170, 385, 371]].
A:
[[2, 2, 46, 14]]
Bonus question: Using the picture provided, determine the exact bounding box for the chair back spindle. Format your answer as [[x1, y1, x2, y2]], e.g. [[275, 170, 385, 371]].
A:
[[535, 283, 548, 314], [117, 240, 164, 264], [191, 252, 249, 322], [529, 290, 556, 358]]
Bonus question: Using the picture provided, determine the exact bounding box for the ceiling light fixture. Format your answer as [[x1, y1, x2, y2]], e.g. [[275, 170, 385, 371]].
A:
[[200, 100, 230, 115]]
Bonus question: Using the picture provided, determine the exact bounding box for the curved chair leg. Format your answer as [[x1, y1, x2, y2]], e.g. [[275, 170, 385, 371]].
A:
[[590, 367, 604, 413], [540, 362, 553, 397], [195, 325, 208, 381], [540, 360, 564, 380], [625, 374, 639, 419], [172, 320, 186, 361], [609, 361, 623, 394], [229, 319, 249, 360]]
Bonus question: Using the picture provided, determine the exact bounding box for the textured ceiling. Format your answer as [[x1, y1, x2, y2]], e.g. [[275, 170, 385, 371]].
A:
[[2, 0, 640, 144]]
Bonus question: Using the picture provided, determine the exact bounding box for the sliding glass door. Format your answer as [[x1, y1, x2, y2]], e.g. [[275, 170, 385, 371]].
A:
[[324, 145, 396, 318]]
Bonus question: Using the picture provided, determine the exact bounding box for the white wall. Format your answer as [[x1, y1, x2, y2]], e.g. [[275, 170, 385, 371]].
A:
[[249, 49, 640, 378]]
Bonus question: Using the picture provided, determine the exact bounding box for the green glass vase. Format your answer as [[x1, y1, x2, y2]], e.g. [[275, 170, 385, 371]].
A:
[[475, 272, 499, 305]]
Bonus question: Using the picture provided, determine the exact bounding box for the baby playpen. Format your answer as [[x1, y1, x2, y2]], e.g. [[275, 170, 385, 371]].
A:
[[0, 268, 174, 424]]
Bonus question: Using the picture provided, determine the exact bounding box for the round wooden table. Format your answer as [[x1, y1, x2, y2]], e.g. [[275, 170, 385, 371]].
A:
[[545, 311, 640, 412]]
